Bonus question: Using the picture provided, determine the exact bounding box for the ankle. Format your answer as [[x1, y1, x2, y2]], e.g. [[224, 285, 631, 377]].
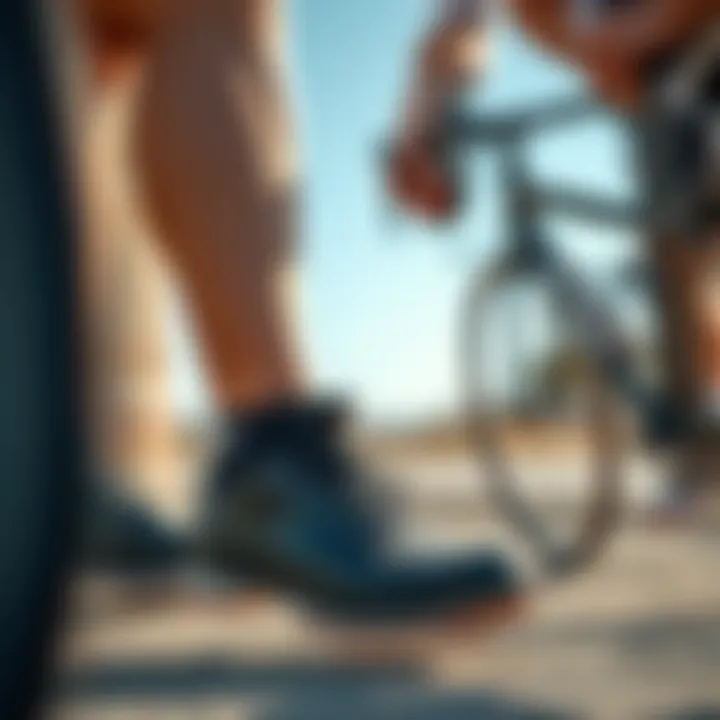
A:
[[216, 378, 306, 416]]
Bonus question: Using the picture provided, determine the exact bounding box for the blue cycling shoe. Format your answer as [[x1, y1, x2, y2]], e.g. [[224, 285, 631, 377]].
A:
[[197, 401, 522, 625]]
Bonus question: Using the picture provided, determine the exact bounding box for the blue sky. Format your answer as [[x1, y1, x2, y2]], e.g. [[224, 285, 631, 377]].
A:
[[171, 0, 642, 424]]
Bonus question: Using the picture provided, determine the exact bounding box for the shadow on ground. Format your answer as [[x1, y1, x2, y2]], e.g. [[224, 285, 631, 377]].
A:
[[56, 610, 720, 718], [504, 610, 720, 677], [58, 656, 570, 720]]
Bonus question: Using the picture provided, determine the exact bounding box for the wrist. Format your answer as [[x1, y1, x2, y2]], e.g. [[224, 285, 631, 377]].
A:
[[420, 28, 487, 87]]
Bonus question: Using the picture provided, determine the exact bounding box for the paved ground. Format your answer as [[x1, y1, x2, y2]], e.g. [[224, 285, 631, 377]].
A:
[[49, 455, 720, 719]]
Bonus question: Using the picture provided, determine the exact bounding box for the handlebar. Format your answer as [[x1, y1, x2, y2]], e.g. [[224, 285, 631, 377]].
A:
[[379, 94, 602, 183], [446, 95, 603, 147]]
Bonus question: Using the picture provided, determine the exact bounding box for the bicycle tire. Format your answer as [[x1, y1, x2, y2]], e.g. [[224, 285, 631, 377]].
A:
[[461, 256, 625, 579], [0, 2, 84, 717]]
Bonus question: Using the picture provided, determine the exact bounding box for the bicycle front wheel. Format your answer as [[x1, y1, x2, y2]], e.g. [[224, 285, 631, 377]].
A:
[[462, 255, 627, 578]]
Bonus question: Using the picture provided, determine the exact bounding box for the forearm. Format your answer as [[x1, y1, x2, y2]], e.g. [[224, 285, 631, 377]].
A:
[[401, 0, 490, 139], [421, 0, 490, 80]]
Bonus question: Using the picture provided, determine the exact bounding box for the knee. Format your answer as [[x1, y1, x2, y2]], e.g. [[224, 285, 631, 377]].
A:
[[72, 0, 163, 85], [74, 0, 163, 43]]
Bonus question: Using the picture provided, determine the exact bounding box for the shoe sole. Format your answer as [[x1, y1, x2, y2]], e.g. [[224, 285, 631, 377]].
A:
[[316, 594, 527, 663]]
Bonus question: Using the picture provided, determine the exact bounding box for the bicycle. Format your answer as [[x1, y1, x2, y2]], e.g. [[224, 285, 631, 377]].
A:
[[445, 27, 720, 579]]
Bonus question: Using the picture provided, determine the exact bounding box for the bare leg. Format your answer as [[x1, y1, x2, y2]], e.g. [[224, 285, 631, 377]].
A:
[[651, 236, 720, 521], [64, 6, 177, 508], [692, 245, 720, 407], [653, 238, 720, 428], [133, 0, 304, 412], [85, 82, 179, 506]]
